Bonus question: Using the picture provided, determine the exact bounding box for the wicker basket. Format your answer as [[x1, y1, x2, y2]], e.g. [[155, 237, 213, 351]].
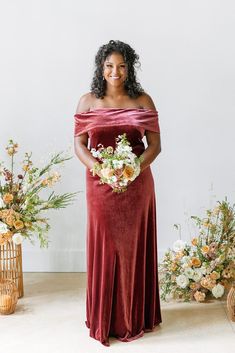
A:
[[227, 284, 235, 322], [0, 279, 19, 314], [0, 241, 24, 298]]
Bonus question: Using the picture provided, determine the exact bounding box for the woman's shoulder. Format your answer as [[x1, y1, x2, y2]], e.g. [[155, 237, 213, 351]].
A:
[[137, 92, 157, 111], [75, 92, 95, 114]]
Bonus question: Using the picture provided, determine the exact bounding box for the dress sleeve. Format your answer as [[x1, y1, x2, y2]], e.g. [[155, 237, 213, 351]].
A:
[[137, 110, 160, 133], [74, 114, 91, 136]]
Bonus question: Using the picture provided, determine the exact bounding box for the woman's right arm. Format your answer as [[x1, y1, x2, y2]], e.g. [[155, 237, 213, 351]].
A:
[[74, 93, 99, 171]]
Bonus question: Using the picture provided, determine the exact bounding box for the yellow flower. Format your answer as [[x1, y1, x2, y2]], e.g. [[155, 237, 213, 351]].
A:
[[6, 147, 16, 156], [122, 165, 135, 180], [3, 193, 14, 204], [106, 146, 114, 154], [191, 238, 198, 246], [23, 165, 30, 172], [201, 245, 209, 254], [170, 263, 178, 271], [209, 271, 220, 280], [190, 283, 197, 290], [191, 257, 201, 267], [13, 220, 24, 230], [41, 179, 49, 186]]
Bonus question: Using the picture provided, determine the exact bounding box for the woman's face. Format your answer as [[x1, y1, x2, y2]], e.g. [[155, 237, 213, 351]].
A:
[[103, 52, 128, 87]]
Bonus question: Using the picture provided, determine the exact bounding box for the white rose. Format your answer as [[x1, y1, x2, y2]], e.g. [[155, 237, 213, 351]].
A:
[[184, 268, 194, 279], [192, 269, 203, 282], [0, 221, 8, 234], [212, 283, 224, 298], [176, 274, 189, 288], [0, 197, 5, 208], [12, 233, 23, 245], [200, 266, 207, 275], [173, 239, 186, 252]]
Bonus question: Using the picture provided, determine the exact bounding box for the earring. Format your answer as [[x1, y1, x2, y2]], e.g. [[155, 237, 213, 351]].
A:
[[103, 76, 105, 81]]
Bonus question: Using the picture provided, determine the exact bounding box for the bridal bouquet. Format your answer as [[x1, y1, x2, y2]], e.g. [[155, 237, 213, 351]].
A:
[[159, 198, 235, 302], [90, 133, 143, 193], [0, 140, 76, 248]]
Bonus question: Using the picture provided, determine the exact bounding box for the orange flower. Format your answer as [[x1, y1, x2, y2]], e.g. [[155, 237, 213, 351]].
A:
[[5, 216, 14, 226], [201, 245, 209, 254], [122, 165, 135, 180], [194, 291, 206, 302], [41, 179, 49, 186], [22, 165, 30, 172], [201, 276, 216, 290], [3, 231, 13, 241], [191, 257, 201, 267], [0, 234, 6, 245], [3, 193, 14, 204], [13, 220, 24, 230], [191, 238, 198, 246], [209, 271, 220, 280]]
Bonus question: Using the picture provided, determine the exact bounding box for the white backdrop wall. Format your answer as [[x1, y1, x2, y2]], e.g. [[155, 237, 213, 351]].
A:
[[0, 0, 234, 271]]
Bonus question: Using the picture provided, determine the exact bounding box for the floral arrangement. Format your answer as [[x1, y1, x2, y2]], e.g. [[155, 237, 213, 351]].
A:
[[159, 199, 235, 302], [0, 140, 76, 248], [90, 133, 142, 193]]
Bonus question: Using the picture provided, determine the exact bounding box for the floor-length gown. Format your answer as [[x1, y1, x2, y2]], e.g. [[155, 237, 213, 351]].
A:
[[74, 107, 162, 346]]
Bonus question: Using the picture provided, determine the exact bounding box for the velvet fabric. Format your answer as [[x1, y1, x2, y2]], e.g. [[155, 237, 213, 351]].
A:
[[74, 108, 162, 346]]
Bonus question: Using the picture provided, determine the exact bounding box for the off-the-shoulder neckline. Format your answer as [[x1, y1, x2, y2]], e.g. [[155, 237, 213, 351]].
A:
[[74, 107, 158, 115]]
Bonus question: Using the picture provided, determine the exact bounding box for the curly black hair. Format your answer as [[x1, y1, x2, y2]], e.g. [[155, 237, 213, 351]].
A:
[[90, 40, 145, 99]]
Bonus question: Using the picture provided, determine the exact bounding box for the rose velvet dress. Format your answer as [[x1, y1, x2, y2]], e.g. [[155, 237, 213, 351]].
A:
[[74, 108, 162, 346]]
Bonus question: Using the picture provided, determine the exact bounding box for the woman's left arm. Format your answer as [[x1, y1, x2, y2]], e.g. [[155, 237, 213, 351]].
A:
[[140, 131, 161, 172]]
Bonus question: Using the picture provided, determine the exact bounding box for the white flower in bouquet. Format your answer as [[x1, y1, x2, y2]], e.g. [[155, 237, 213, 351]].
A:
[[176, 274, 189, 288], [184, 267, 194, 279], [212, 283, 224, 298], [173, 239, 186, 252], [181, 256, 191, 264], [192, 268, 203, 282], [112, 160, 124, 169], [12, 233, 23, 245], [0, 221, 8, 234]]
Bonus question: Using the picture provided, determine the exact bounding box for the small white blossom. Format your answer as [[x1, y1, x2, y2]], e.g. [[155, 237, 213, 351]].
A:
[[112, 160, 124, 169]]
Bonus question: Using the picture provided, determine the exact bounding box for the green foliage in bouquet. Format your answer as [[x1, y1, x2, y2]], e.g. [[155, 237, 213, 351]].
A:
[[0, 140, 77, 248], [159, 198, 235, 302]]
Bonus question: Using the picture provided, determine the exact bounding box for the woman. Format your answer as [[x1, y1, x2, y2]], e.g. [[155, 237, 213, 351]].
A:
[[74, 39, 162, 346]]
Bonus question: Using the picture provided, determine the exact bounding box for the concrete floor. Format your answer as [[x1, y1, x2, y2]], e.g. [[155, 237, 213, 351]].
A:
[[0, 273, 234, 353]]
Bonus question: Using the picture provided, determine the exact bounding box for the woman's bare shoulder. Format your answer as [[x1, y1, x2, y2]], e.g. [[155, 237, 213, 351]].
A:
[[75, 92, 95, 113], [137, 92, 157, 111]]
